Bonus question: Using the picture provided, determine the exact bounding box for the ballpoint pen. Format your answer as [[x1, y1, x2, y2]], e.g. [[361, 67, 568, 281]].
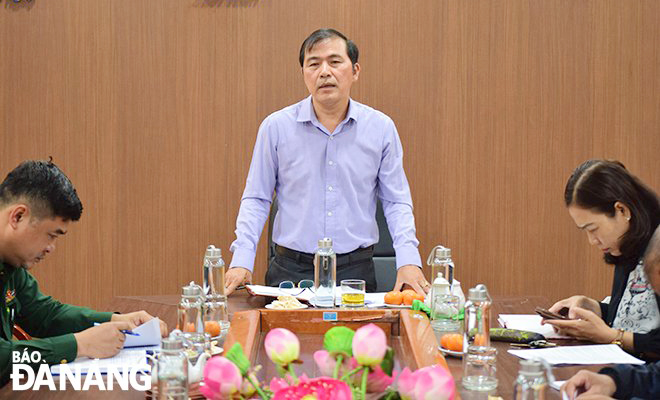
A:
[[121, 330, 140, 336]]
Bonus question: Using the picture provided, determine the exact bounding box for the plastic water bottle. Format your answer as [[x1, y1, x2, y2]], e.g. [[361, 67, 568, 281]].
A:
[[313, 238, 336, 308], [157, 337, 189, 400], [202, 245, 225, 298]]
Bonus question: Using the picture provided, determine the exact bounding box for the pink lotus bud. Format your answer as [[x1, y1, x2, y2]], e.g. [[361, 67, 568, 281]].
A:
[[313, 350, 356, 378], [265, 328, 300, 366], [412, 365, 455, 400], [352, 323, 387, 367], [200, 356, 242, 400], [397, 367, 416, 400]]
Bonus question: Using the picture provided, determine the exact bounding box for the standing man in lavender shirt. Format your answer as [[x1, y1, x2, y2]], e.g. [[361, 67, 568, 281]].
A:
[[224, 29, 429, 296]]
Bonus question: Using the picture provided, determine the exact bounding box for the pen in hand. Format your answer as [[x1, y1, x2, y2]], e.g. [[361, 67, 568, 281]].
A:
[[121, 330, 140, 336]]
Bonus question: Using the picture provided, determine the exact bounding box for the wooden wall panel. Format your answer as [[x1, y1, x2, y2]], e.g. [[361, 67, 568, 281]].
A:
[[1, 0, 658, 310]]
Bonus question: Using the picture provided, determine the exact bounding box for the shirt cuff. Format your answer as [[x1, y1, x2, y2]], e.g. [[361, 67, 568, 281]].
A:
[[43, 334, 79, 365], [230, 248, 256, 272], [395, 245, 422, 269]]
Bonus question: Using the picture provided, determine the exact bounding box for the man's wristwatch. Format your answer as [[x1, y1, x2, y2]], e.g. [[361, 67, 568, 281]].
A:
[[610, 328, 625, 347]]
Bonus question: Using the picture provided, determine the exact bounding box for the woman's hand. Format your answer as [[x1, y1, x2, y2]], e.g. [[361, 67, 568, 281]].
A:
[[549, 295, 602, 317], [544, 307, 617, 343]]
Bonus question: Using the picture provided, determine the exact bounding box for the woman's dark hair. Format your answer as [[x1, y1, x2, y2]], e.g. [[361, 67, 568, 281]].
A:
[[565, 159, 660, 265], [0, 159, 83, 221], [299, 28, 359, 67]]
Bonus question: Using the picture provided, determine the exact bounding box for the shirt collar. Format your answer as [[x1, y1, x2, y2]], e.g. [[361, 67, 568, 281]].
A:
[[297, 96, 359, 124]]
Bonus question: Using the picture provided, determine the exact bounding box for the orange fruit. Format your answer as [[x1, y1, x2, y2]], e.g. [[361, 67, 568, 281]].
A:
[[440, 334, 463, 352], [384, 291, 403, 305], [474, 333, 488, 346], [204, 321, 221, 337], [402, 289, 423, 305], [183, 322, 196, 333]]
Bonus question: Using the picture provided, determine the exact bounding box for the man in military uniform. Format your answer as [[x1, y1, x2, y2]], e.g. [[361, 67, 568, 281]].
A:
[[0, 160, 167, 386]]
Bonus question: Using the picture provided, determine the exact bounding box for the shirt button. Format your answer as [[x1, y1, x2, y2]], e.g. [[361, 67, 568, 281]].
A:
[[327, 211, 333, 217], [328, 160, 334, 166], [328, 186, 333, 191], [329, 136, 334, 140]]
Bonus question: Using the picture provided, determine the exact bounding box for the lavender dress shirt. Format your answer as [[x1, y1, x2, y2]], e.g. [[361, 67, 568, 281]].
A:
[[229, 96, 421, 272]]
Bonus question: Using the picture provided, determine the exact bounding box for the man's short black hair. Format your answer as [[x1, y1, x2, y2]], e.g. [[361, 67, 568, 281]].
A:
[[299, 28, 359, 67], [0, 159, 83, 221]]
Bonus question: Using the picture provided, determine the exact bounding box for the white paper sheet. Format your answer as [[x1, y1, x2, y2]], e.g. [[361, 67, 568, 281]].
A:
[[508, 344, 645, 365], [123, 317, 162, 348], [50, 346, 156, 375], [498, 314, 571, 339]]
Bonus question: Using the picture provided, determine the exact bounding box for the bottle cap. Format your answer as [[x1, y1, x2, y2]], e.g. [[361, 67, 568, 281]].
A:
[[318, 238, 333, 248], [434, 246, 451, 259], [468, 284, 489, 301], [519, 359, 544, 376], [161, 337, 184, 350], [205, 245, 222, 258], [182, 281, 203, 297]]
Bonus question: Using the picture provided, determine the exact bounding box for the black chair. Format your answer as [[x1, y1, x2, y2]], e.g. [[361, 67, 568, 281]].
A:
[[267, 197, 397, 292]]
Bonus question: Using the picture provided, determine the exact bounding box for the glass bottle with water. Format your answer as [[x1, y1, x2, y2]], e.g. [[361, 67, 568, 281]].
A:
[[427, 245, 454, 287], [513, 358, 555, 399], [462, 284, 497, 391], [157, 337, 188, 400], [313, 238, 336, 308], [177, 282, 208, 363], [202, 245, 225, 298]]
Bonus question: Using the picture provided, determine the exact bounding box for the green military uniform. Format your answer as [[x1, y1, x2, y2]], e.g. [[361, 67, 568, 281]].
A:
[[0, 262, 113, 386]]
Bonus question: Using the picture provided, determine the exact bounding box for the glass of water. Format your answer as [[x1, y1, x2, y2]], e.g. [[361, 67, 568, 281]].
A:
[[462, 345, 498, 391]]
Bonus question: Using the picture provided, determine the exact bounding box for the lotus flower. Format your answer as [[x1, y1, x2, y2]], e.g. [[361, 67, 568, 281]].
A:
[[265, 328, 300, 366], [396, 365, 455, 400], [360, 365, 395, 393], [352, 323, 387, 367], [313, 350, 356, 377], [200, 356, 243, 400], [412, 365, 455, 400], [397, 367, 416, 399], [272, 377, 352, 400]]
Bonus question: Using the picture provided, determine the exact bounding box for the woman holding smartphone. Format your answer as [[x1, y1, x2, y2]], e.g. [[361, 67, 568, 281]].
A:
[[545, 160, 660, 358]]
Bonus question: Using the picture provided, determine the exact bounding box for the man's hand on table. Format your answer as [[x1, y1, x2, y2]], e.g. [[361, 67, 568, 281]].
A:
[[225, 267, 252, 296], [393, 265, 430, 295], [74, 321, 134, 359], [561, 370, 616, 400], [111, 310, 168, 337]]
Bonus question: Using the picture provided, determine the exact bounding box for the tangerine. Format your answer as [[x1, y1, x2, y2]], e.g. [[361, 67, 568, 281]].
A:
[[204, 321, 221, 337], [183, 322, 196, 333], [384, 291, 403, 305], [440, 333, 463, 352]]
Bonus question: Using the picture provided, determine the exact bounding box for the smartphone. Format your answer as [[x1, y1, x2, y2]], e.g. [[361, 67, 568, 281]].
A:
[[535, 306, 570, 320]]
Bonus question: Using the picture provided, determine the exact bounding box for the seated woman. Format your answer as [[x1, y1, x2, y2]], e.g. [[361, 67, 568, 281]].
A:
[[545, 160, 660, 359]]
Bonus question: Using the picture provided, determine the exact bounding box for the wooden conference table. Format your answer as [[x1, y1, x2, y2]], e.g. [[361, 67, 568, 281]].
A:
[[0, 292, 605, 399]]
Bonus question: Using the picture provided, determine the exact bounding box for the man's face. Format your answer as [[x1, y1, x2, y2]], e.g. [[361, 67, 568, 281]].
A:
[[9, 212, 69, 269], [302, 37, 360, 108]]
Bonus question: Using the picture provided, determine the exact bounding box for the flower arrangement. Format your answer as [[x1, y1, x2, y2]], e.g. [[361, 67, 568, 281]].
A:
[[200, 323, 455, 400]]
